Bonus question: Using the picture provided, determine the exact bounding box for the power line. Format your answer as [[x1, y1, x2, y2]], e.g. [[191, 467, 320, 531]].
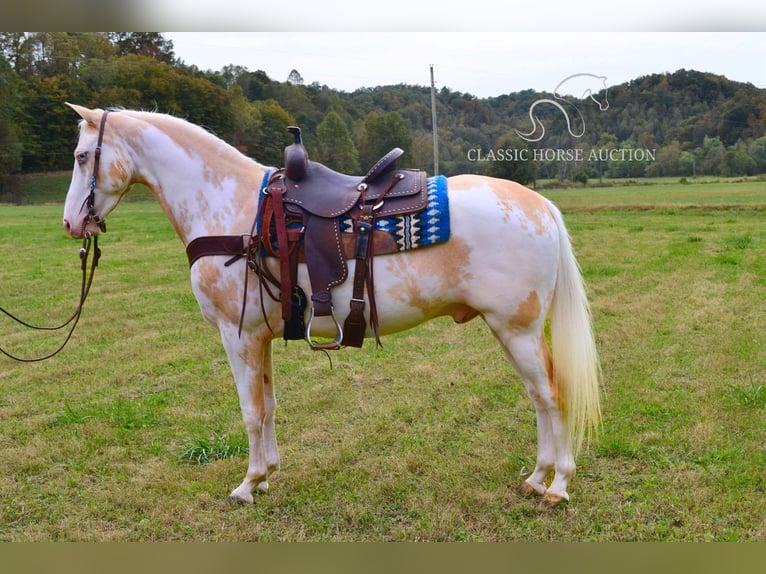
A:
[[430, 64, 439, 176]]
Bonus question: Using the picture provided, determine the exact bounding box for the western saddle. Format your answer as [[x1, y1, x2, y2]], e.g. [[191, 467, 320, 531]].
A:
[[187, 126, 428, 350]]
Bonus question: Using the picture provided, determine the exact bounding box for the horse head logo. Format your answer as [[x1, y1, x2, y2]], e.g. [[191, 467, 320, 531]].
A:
[[515, 73, 610, 143]]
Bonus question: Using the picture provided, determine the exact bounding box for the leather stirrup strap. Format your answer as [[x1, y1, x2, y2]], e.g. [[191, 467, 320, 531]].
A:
[[342, 175, 401, 347], [342, 203, 373, 348], [268, 183, 293, 321], [259, 194, 279, 258]]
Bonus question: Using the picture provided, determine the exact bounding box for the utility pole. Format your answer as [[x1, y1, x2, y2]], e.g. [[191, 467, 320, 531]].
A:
[[430, 64, 439, 176]]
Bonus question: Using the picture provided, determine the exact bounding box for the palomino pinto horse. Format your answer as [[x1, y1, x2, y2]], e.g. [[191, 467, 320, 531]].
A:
[[62, 104, 601, 506]]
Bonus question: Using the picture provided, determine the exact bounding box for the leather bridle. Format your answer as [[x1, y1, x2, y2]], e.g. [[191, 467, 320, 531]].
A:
[[80, 109, 110, 236], [0, 111, 108, 361]]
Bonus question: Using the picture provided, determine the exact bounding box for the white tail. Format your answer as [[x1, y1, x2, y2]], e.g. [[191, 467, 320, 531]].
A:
[[546, 199, 602, 455]]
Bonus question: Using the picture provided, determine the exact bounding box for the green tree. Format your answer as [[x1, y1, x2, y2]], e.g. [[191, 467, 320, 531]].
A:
[[6, 33, 112, 78], [228, 85, 263, 158], [22, 74, 84, 171], [0, 32, 31, 70], [287, 69, 304, 86], [722, 140, 755, 176], [235, 69, 278, 101], [221, 64, 249, 89], [0, 56, 22, 197], [86, 54, 231, 139], [174, 72, 235, 139], [485, 133, 538, 185], [315, 111, 360, 173], [605, 140, 647, 178], [108, 33, 175, 64], [358, 111, 413, 169], [678, 150, 699, 177], [409, 133, 434, 174], [700, 135, 726, 175], [645, 140, 681, 177], [252, 100, 295, 167], [749, 136, 766, 174], [593, 132, 619, 183]]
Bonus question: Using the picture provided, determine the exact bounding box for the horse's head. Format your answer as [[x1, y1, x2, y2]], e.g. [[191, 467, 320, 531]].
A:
[[63, 104, 134, 239], [553, 74, 610, 112], [588, 76, 610, 112]]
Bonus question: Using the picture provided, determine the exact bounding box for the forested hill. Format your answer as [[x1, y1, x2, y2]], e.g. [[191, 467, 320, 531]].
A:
[[2, 32, 766, 193], [336, 70, 766, 179], [609, 70, 765, 147]]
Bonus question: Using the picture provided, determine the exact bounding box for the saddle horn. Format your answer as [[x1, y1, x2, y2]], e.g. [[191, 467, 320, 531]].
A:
[[284, 126, 308, 181]]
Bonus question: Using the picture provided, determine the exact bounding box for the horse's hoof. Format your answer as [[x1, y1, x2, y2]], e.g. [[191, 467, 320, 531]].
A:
[[542, 491, 569, 508], [256, 481, 270, 493], [519, 481, 546, 498], [228, 491, 254, 505]]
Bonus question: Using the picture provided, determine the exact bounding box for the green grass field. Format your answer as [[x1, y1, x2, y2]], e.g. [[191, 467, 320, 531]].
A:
[[0, 176, 764, 541]]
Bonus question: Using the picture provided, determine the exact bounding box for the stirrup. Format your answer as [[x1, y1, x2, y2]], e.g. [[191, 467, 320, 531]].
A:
[[305, 306, 344, 351]]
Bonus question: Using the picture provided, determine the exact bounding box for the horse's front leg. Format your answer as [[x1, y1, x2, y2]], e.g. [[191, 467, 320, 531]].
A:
[[260, 338, 281, 491], [219, 327, 279, 504]]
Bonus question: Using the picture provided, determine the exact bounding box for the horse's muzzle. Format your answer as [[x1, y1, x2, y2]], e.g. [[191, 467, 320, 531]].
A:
[[63, 217, 103, 239]]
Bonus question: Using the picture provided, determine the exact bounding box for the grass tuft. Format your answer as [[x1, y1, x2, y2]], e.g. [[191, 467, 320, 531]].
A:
[[725, 381, 766, 409], [179, 432, 249, 465]]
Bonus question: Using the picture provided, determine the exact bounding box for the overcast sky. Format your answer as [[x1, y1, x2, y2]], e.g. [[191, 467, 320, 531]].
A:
[[164, 32, 766, 98]]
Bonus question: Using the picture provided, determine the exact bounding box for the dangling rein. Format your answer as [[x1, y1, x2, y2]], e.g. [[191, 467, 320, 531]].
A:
[[0, 235, 101, 362], [0, 111, 109, 362]]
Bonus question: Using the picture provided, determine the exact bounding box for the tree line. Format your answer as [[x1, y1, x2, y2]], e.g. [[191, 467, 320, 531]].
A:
[[2, 32, 766, 198]]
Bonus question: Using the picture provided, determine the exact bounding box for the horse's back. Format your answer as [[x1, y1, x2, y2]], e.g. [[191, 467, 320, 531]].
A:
[[446, 174, 559, 252]]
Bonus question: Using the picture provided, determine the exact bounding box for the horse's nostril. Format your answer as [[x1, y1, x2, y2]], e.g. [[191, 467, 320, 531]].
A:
[[63, 219, 71, 233]]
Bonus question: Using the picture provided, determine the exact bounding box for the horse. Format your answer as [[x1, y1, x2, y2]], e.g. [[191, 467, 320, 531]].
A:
[[62, 104, 601, 507]]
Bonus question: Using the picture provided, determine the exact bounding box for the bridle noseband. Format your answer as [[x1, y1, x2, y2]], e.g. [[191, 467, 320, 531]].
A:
[[0, 111, 109, 362]]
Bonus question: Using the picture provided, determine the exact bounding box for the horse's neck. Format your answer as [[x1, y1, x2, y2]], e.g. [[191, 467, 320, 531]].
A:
[[132, 116, 267, 245]]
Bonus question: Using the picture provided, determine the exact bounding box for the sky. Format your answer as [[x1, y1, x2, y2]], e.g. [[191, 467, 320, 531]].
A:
[[164, 32, 766, 99]]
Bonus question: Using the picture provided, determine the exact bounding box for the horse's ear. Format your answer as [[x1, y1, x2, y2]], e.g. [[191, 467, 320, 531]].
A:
[[65, 103, 101, 127]]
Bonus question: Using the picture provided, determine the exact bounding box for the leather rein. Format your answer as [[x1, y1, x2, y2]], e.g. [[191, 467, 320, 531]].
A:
[[0, 111, 108, 362]]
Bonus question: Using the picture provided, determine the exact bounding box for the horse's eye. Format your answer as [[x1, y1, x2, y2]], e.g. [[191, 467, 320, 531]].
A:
[[76, 151, 89, 165]]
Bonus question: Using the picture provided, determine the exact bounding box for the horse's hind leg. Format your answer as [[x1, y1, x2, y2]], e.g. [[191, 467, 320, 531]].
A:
[[487, 321, 575, 506]]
